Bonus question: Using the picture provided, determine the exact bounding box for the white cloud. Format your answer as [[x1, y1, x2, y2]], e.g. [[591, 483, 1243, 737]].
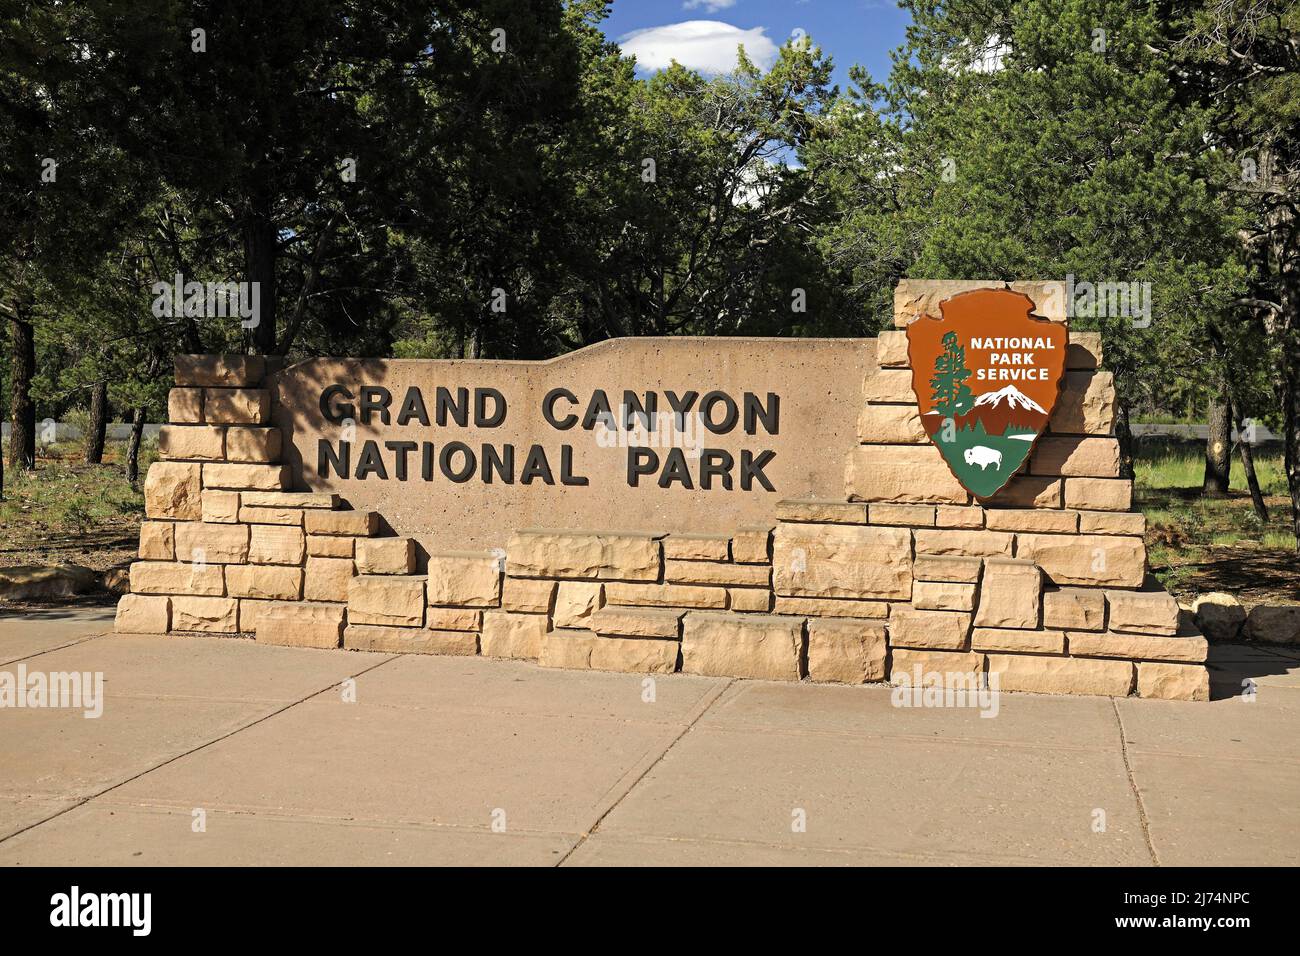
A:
[[683, 0, 738, 12], [619, 20, 778, 74]]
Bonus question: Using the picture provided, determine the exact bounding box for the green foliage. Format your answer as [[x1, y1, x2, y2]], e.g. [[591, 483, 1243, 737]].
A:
[[930, 331, 973, 417]]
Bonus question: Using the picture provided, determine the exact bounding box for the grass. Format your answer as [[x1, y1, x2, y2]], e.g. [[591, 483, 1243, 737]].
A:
[[1135, 442, 1296, 607], [0, 439, 158, 575]]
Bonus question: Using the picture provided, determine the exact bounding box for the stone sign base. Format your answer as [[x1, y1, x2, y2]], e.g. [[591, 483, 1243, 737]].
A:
[[116, 281, 1210, 702]]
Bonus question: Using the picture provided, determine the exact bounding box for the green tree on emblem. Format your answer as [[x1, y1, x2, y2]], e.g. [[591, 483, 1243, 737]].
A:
[[930, 331, 973, 418]]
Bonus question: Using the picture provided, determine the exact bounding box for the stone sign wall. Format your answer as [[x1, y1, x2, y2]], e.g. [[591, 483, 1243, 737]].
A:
[[115, 279, 1211, 702]]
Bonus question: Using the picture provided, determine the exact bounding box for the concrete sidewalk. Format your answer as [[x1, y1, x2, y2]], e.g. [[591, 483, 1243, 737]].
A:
[[1, 608, 1297, 866]]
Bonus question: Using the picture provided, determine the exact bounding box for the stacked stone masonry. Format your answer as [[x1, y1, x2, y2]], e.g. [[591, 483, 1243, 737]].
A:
[[115, 281, 1210, 701]]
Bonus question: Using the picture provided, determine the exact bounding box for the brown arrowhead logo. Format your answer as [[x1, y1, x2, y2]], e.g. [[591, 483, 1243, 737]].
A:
[[906, 288, 1067, 499]]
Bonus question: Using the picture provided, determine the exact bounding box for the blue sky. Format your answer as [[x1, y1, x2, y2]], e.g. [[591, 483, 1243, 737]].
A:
[[600, 0, 912, 90]]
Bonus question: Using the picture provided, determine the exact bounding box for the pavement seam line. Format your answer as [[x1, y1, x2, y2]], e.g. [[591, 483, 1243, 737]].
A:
[[0, 632, 108, 667], [555, 678, 734, 867], [0, 653, 400, 848], [1111, 698, 1160, 867]]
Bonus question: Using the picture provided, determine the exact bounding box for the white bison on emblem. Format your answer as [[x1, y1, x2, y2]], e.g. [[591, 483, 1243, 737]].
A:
[[963, 445, 1003, 471]]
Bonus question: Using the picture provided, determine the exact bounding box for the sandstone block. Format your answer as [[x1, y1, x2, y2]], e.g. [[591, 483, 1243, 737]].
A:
[[972, 627, 1064, 654], [256, 601, 345, 649], [115, 594, 170, 633], [889, 609, 971, 650], [506, 529, 661, 581], [974, 558, 1042, 629], [248, 525, 305, 565], [665, 560, 770, 588], [1077, 510, 1145, 535], [992, 476, 1062, 509], [174, 521, 250, 565], [425, 606, 482, 632], [225, 426, 282, 463], [356, 538, 416, 575], [305, 509, 379, 537], [773, 522, 912, 600], [202, 490, 241, 524], [303, 556, 355, 602], [1137, 662, 1210, 701], [590, 606, 683, 639], [935, 505, 985, 529], [501, 577, 556, 614], [1063, 477, 1132, 512], [662, 533, 730, 561], [480, 611, 548, 659], [894, 280, 1066, 327], [987, 654, 1133, 697], [862, 368, 915, 403], [174, 354, 265, 387], [1042, 587, 1107, 631], [1066, 331, 1102, 369], [681, 612, 803, 680], [203, 387, 270, 424], [129, 560, 224, 596], [159, 425, 224, 461], [604, 582, 727, 609], [729, 587, 772, 612], [1244, 605, 1300, 645], [225, 564, 302, 601], [888, 648, 984, 685], [168, 387, 204, 423], [731, 525, 773, 564], [202, 462, 286, 491], [245, 491, 339, 509], [237, 599, 277, 634], [1030, 436, 1120, 478], [984, 509, 1079, 534], [876, 330, 910, 367], [1015, 533, 1145, 588], [807, 618, 887, 683], [869, 504, 936, 526], [914, 528, 1013, 557], [171, 595, 238, 633], [1050, 371, 1117, 436], [144, 462, 202, 520], [776, 499, 868, 523], [1106, 589, 1179, 635], [348, 575, 425, 627], [913, 580, 977, 612], [772, 596, 889, 619], [1191, 592, 1246, 642], [427, 551, 500, 607], [845, 444, 969, 504], [913, 555, 983, 583], [238, 505, 303, 526], [553, 581, 604, 629], [589, 636, 679, 674], [307, 534, 355, 558], [1068, 631, 1207, 663], [539, 630, 598, 669], [345, 624, 477, 656], [138, 522, 175, 560], [857, 403, 927, 444]]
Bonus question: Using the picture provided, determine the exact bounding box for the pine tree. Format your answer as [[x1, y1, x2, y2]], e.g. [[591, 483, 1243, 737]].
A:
[[931, 330, 974, 418]]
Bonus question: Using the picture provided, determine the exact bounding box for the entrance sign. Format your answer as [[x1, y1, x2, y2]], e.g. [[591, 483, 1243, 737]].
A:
[[905, 289, 1067, 498], [270, 337, 872, 551]]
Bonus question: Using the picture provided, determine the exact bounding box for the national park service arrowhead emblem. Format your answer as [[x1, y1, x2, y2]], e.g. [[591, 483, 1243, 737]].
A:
[[906, 288, 1067, 499]]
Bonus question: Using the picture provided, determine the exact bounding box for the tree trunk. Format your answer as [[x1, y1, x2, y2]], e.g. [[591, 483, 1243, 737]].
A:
[[1114, 398, 1136, 481], [243, 209, 277, 354], [1202, 381, 1232, 497], [86, 380, 108, 464], [7, 314, 36, 471], [1231, 404, 1269, 522], [125, 408, 146, 486]]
